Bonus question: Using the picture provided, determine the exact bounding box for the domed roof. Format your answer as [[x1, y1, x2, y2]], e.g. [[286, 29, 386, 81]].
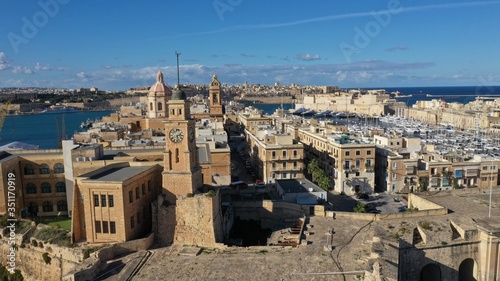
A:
[[171, 84, 187, 100], [149, 71, 172, 95]]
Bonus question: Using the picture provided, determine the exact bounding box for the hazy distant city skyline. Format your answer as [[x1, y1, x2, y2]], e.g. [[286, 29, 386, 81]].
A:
[[1, 0, 500, 89]]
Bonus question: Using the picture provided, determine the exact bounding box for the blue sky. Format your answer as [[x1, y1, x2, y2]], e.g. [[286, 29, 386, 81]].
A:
[[1, 0, 500, 90]]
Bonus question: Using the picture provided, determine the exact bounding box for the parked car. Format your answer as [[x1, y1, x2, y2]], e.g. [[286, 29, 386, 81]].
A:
[[255, 180, 265, 189], [356, 193, 369, 199]]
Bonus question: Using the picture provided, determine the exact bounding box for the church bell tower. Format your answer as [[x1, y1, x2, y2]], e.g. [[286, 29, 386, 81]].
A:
[[162, 54, 203, 204], [209, 73, 224, 118]]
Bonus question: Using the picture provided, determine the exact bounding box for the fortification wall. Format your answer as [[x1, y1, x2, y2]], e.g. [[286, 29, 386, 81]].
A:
[[0, 238, 82, 281], [63, 233, 154, 281], [173, 194, 222, 247], [408, 193, 446, 211]]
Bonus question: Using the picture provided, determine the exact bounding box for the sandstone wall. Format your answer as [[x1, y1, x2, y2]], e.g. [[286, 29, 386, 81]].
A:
[[0, 238, 82, 281], [398, 240, 480, 281], [173, 194, 221, 247], [408, 193, 446, 211], [64, 233, 154, 281], [232, 200, 305, 220]]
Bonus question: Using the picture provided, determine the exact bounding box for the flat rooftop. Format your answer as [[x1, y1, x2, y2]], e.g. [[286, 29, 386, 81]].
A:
[[86, 166, 151, 182], [277, 178, 322, 193]]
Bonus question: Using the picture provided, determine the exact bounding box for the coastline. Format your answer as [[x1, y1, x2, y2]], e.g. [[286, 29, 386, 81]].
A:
[[6, 108, 119, 116]]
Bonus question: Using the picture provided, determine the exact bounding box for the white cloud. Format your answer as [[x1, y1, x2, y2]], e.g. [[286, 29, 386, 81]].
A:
[[385, 46, 409, 52], [35, 62, 51, 71], [11, 60, 439, 89], [12, 66, 34, 74], [77, 72, 92, 79], [296, 54, 321, 61], [0, 52, 11, 71]]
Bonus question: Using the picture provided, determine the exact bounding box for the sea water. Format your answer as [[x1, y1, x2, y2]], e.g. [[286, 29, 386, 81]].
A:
[[1, 110, 115, 149]]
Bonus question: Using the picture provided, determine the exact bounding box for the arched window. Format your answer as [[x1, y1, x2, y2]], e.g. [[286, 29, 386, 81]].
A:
[[158, 102, 162, 111], [56, 182, 66, 192], [39, 164, 50, 174], [42, 201, 53, 212], [149, 102, 153, 111], [54, 163, 64, 173], [24, 164, 35, 175], [28, 202, 38, 214], [41, 182, 51, 193], [459, 258, 477, 281], [57, 201, 67, 212], [420, 263, 441, 281], [26, 183, 36, 194]]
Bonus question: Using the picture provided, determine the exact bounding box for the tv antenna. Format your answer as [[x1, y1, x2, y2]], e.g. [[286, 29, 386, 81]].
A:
[[175, 51, 181, 86]]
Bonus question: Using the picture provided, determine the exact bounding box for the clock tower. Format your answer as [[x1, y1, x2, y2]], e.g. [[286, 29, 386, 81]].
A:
[[209, 73, 224, 118], [163, 85, 203, 204]]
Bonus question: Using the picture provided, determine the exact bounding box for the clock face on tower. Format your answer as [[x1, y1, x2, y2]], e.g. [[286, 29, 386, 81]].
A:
[[188, 127, 194, 142], [169, 128, 184, 143]]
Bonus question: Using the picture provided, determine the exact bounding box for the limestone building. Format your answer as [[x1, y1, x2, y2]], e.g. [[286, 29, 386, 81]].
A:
[[294, 122, 376, 195], [72, 163, 162, 243], [245, 130, 304, 183]]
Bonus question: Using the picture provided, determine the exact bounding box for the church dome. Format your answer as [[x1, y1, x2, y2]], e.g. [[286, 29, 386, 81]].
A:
[[171, 85, 187, 100], [149, 71, 172, 95]]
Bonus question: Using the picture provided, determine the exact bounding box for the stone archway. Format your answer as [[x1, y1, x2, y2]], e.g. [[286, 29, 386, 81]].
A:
[[459, 258, 477, 281], [420, 263, 441, 281]]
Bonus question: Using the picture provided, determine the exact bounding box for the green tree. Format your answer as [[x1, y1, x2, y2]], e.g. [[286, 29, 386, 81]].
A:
[[318, 175, 332, 191], [307, 158, 319, 176], [353, 202, 366, 213]]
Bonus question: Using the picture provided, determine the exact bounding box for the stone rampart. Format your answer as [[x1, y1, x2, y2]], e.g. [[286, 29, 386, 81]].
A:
[[63, 233, 154, 281]]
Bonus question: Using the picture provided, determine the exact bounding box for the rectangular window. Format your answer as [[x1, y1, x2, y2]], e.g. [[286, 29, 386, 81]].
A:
[[94, 195, 99, 207], [483, 166, 488, 170], [345, 151, 350, 156], [136, 187, 139, 199], [356, 150, 360, 156], [356, 159, 361, 168], [129, 190, 133, 203], [142, 184, 146, 195], [101, 195, 106, 207], [95, 221, 101, 233], [282, 151, 287, 157], [110, 222, 116, 234], [392, 162, 397, 169], [344, 160, 350, 169], [108, 195, 114, 207], [102, 221, 108, 233], [293, 150, 298, 157], [130, 216, 135, 229], [272, 151, 276, 158], [282, 162, 286, 169], [367, 150, 372, 155], [392, 173, 397, 180]]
